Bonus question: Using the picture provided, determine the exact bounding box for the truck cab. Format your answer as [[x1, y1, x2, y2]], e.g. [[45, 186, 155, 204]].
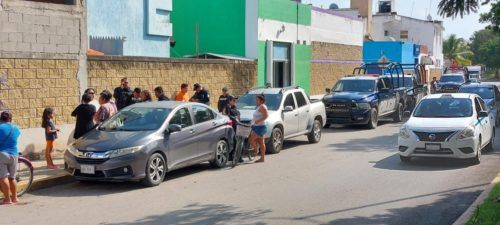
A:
[[323, 75, 406, 129]]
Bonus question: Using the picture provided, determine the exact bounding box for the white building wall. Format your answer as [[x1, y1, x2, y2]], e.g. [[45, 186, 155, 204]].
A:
[[257, 19, 311, 44], [310, 9, 364, 46], [372, 15, 444, 67]]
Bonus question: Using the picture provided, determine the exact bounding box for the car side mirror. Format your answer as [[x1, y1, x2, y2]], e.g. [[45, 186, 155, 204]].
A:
[[283, 106, 294, 112], [325, 88, 331, 93], [478, 111, 488, 118], [166, 124, 182, 134]]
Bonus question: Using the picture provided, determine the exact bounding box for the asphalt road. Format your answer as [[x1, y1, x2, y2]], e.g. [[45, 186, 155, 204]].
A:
[[2, 121, 500, 225]]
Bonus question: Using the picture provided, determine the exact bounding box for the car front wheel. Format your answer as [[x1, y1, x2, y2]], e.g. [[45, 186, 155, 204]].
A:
[[267, 127, 283, 154], [142, 153, 166, 187], [366, 108, 378, 129]]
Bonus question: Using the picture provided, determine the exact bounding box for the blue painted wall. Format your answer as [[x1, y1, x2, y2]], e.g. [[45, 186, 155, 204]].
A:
[[363, 41, 417, 65], [87, 0, 172, 58]]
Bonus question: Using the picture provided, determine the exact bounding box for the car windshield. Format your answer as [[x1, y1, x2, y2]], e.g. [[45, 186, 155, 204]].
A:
[[237, 93, 282, 111], [440, 75, 464, 83], [390, 77, 413, 88], [413, 98, 473, 118], [98, 107, 171, 131], [332, 80, 376, 92], [459, 87, 494, 99]]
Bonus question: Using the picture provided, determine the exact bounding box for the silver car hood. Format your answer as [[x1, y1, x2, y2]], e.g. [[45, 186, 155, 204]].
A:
[[73, 129, 157, 152]]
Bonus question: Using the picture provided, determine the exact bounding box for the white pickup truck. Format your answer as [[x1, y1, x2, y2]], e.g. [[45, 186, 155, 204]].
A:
[[236, 87, 327, 154]]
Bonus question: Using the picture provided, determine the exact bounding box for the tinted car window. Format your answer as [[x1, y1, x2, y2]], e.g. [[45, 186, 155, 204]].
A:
[[333, 80, 376, 92], [459, 86, 494, 99], [294, 92, 307, 108], [413, 98, 472, 118], [192, 105, 215, 124], [440, 76, 464, 83], [170, 107, 193, 128], [99, 107, 171, 131], [284, 94, 296, 109], [237, 93, 282, 111]]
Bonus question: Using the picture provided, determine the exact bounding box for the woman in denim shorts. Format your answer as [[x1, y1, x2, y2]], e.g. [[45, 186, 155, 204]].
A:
[[249, 94, 269, 163]]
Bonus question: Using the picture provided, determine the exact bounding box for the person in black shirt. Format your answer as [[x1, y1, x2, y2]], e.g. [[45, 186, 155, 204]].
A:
[[71, 93, 96, 139], [223, 95, 239, 131], [113, 77, 133, 110], [217, 87, 230, 113], [154, 86, 170, 101], [190, 83, 210, 105]]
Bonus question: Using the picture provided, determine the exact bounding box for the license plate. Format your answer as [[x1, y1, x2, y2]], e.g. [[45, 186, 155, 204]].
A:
[[328, 108, 349, 112], [425, 143, 441, 151], [80, 165, 95, 174]]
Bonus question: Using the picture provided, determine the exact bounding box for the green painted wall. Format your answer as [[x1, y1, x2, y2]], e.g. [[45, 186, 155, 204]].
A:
[[258, 0, 311, 25], [294, 44, 311, 93], [257, 41, 267, 86], [170, 0, 246, 58]]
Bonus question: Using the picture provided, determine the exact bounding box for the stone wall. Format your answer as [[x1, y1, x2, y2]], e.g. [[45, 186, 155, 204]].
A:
[[87, 56, 258, 109], [310, 42, 363, 95], [0, 58, 80, 128], [0, 0, 85, 56]]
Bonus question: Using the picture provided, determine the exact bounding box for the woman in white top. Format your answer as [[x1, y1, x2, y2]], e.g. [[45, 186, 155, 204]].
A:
[[249, 94, 269, 163]]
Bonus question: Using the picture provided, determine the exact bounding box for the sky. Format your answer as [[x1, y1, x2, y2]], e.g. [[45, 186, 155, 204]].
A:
[[304, 0, 492, 40]]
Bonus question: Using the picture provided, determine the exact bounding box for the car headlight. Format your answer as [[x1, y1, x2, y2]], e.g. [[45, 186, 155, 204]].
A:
[[356, 102, 371, 110], [106, 146, 144, 158], [399, 125, 411, 139], [458, 126, 475, 140], [66, 144, 79, 156]]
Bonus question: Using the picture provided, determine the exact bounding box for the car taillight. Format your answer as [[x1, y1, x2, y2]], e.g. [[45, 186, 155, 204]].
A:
[[227, 120, 233, 127]]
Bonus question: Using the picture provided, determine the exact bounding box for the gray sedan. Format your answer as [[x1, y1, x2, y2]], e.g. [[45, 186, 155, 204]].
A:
[[64, 101, 234, 186]]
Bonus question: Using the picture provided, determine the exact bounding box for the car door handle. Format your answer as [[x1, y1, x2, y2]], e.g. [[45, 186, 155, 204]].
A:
[[189, 129, 196, 134], [212, 122, 218, 126], [294, 114, 298, 116]]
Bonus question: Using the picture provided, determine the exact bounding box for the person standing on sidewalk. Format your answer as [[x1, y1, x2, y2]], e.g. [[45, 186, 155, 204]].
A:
[[175, 83, 190, 102], [0, 111, 21, 205], [154, 86, 170, 101], [84, 88, 100, 111], [190, 83, 210, 105], [42, 108, 60, 169], [95, 90, 117, 124], [113, 77, 133, 110], [218, 87, 230, 113], [249, 94, 269, 163], [71, 94, 96, 140], [131, 88, 142, 104], [140, 90, 153, 102]]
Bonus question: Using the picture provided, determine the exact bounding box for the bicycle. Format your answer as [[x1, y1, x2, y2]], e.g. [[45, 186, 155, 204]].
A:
[[231, 121, 256, 167], [1, 154, 34, 199]]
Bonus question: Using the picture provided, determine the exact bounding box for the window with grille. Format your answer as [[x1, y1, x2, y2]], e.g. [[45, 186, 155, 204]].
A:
[[400, 30, 409, 39]]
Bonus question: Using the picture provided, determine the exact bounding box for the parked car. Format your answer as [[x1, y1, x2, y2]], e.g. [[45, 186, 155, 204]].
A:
[[323, 75, 407, 129], [236, 87, 326, 154], [65, 101, 234, 186], [459, 83, 500, 127], [437, 73, 467, 93], [385, 74, 427, 111], [398, 93, 494, 164]]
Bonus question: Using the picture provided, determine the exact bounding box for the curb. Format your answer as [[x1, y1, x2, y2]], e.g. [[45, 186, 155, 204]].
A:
[[29, 173, 73, 192], [453, 172, 500, 225]]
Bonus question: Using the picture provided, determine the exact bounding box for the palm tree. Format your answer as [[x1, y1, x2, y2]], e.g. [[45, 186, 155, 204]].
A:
[[438, 0, 492, 18], [443, 34, 473, 66]]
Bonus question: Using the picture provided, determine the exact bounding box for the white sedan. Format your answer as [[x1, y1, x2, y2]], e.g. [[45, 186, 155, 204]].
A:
[[398, 93, 495, 164]]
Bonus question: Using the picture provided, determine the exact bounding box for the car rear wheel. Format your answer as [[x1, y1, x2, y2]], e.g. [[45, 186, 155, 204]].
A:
[[400, 155, 411, 163], [366, 108, 378, 129], [210, 139, 229, 168], [307, 119, 322, 143], [267, 127, 283, 154], [393, 102, 403, 122], [142, 153, 166, 187]]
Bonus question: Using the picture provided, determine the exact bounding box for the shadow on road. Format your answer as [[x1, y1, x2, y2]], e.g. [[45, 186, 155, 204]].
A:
[[328, 133, 399, 152], [269, 183, 486, 225], [101, 203, 272, 225], [373, 153, 475, 171], [30, 164, 215, 197]]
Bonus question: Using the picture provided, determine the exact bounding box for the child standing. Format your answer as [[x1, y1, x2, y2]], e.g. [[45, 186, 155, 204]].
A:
[[42, 108, 59, 169]]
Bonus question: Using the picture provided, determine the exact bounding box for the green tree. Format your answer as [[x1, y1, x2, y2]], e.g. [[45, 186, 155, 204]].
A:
[[438, 0, 499, 31], [443, 34, 473, 66], [469, 29, 496, 63]]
